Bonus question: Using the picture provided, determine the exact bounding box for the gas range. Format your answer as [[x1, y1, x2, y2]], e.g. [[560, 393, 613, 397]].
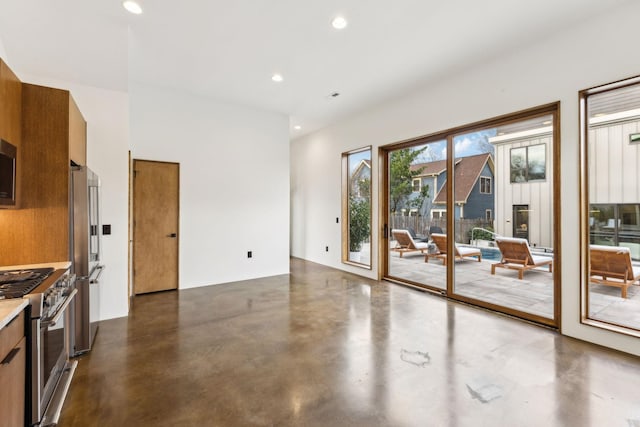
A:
[[0, 266, 74, 320], [0, 267, 55, 299], [0, 264, 77, 426]]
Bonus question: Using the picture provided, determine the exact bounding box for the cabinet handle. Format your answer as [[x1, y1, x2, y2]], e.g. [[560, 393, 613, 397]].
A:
[[1, 347, 20, 365]]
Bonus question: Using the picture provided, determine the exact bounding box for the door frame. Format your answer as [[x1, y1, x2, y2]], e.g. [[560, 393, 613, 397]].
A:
[[380, 102, 561, 329], [130, 158, 180, 295]]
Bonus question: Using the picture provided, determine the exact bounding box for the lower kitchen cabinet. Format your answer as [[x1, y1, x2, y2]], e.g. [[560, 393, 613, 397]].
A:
[[0, 310, 26, 427]]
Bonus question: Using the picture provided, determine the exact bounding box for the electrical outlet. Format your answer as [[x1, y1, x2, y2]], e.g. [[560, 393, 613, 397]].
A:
[[325, 246, 329, 252], [336, 217, 339, 223], [247, 251, 252, 258]]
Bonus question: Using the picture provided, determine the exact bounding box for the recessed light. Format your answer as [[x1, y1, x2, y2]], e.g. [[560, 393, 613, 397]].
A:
[[294, 125, 301, 130], [272, 74, 284, 83], [123, 0, 143, 14], [332, 16, 348, 30]]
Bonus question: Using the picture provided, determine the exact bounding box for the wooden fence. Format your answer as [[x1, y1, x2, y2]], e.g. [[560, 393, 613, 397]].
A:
[[390, 215, 494, 244]]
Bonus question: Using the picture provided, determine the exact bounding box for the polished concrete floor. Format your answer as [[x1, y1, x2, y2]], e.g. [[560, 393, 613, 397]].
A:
[[60, 258, 640, 426]]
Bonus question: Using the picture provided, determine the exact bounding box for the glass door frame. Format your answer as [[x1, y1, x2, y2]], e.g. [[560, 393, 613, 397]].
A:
[[380, 102, 561, 328]]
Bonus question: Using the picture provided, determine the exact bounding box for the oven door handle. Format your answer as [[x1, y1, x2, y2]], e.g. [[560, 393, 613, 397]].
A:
[[41, 289, 78, 328]]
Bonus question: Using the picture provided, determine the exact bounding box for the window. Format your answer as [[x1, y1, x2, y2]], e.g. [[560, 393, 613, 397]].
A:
[[480, 176, 492, 194], [485, 209, 493, 221], [412, 178, 421, 192], [581, 75, 640, 335], [510, 144, 546, 183], [342, 147, 371, 268]]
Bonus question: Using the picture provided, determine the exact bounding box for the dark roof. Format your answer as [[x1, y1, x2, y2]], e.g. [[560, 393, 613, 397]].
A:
[[411, 159, 447, 176], [433, 153, 493, 204]]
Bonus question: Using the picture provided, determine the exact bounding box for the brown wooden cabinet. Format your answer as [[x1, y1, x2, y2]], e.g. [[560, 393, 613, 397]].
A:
[[0, 82, 87, 265], [0, 59, 23, 209], [0, 310, 26, 427]]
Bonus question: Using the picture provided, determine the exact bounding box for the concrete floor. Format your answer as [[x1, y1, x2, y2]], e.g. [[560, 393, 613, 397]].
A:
[[60, 258, 640, 426]]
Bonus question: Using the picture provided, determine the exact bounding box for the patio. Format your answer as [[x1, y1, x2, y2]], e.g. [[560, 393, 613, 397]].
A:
[[388, 246, 640, 330]]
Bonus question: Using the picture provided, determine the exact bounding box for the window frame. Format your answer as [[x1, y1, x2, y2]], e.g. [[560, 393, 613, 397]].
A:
[[412, 178, 421, 192], [510, 143, 546, 183], [579, 74, 640, 337], [479, 176, 492, 194], [341, 146, 372, 269]]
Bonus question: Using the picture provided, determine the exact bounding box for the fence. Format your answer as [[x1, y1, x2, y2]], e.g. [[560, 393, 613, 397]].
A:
[[390, 215, 493, 244]]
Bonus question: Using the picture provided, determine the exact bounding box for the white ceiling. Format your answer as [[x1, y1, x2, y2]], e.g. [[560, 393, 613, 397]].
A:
[[0, 0, 633, 138]]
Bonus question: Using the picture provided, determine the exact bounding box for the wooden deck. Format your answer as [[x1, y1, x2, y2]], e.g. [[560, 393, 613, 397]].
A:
[[389, 249, 640, 330]]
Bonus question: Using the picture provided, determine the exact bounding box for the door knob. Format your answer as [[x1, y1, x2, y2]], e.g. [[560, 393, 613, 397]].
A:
[[167, 233, 177, 238]]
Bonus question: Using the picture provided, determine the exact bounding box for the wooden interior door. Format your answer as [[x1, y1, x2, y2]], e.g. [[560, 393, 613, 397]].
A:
[[133, 160, 179, 294]]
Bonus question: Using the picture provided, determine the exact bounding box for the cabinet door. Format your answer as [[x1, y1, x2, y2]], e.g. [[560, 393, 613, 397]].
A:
[[0, 336, 26, 427]]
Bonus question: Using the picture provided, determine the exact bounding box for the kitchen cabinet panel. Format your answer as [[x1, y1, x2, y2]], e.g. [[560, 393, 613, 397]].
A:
[[0, 311, 26, 427], [0, 59, 23, 209], [0, 83, 86, 264]]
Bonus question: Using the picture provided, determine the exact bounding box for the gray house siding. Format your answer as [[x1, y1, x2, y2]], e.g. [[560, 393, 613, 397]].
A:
[[464, 163, 494, 219]]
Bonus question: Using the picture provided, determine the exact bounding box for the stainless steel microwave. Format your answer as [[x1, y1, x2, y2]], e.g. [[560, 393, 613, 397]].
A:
[[0, 139, 17, 206]]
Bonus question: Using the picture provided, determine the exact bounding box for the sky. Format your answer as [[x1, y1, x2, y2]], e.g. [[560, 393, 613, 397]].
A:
[[414, 129, 497, 163]]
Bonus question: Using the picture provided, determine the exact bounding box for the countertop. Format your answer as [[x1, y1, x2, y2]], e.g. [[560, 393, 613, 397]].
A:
[[0, 298, 28, 329], [0, 261, 71, 272]]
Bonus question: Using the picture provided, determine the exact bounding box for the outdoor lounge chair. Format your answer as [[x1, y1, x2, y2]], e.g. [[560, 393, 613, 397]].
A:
[[589, 245, 640, 298], [426, 233, 481, 264], [491, 236, 552, 279], [391, 229, 430, 257]]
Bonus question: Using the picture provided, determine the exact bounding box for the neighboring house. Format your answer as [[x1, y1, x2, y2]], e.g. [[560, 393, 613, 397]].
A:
[[410, 153, 495, 220], [489, 125, 553, 248], [350, 159, 371, 199], [585, 90, 640, 258]]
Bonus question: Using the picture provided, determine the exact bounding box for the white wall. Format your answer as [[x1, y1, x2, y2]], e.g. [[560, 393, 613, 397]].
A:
[[291, 1, 640, 356], [18, 73, 130, 321], [131, 83, 290, 288]]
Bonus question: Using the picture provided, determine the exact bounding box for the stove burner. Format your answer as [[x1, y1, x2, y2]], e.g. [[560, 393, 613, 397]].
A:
[[0, 267, 55, 298]]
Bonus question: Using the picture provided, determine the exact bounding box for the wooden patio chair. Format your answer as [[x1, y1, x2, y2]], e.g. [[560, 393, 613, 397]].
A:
[[391, 229, 430, 257], [491, 236, 552, 279], [426, 233, 481, 265], [589, 245, 640, 298]]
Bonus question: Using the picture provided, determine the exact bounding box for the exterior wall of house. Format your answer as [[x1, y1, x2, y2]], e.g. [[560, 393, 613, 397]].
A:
[[589, 117, 640, 203], [492, 134, 553, 248], [463, 163, 495, 220]]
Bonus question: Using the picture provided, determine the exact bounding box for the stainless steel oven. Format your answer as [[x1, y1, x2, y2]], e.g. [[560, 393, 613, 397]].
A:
[[0, 266, 78, 426]]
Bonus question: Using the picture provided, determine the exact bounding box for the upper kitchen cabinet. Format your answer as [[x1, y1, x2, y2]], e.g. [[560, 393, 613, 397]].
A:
[[0, 59, 22, 208], [0, 59, 22, 145], [68, 96, 87, 166], [0, 84, 87, 265]]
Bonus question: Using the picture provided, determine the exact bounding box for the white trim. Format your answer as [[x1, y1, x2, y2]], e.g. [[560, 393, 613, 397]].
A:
[[489, 126, 552, 144]]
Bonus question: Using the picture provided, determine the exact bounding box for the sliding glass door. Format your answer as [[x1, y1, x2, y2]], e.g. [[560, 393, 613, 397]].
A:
[[385, 139, 448, 291], [452, 114, 557, 325], [382, 104, 559, 327]]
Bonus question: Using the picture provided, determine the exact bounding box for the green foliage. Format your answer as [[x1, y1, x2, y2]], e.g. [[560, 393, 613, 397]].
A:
[[468, 225, 495, 241], [349, 194, 370, 252], [390, 147, 428, 212], [409, 185, 430, 210]]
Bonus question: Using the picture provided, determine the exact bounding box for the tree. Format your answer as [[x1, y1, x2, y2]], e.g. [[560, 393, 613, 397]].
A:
[[389, 147, 427, 212], [349, 176, 371, 252]]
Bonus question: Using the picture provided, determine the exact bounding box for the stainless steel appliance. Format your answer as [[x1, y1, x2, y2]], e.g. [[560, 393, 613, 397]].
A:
[[0, 266, 77, 426], [70, 165, 104, 356], [0, 138, 17, 206]]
